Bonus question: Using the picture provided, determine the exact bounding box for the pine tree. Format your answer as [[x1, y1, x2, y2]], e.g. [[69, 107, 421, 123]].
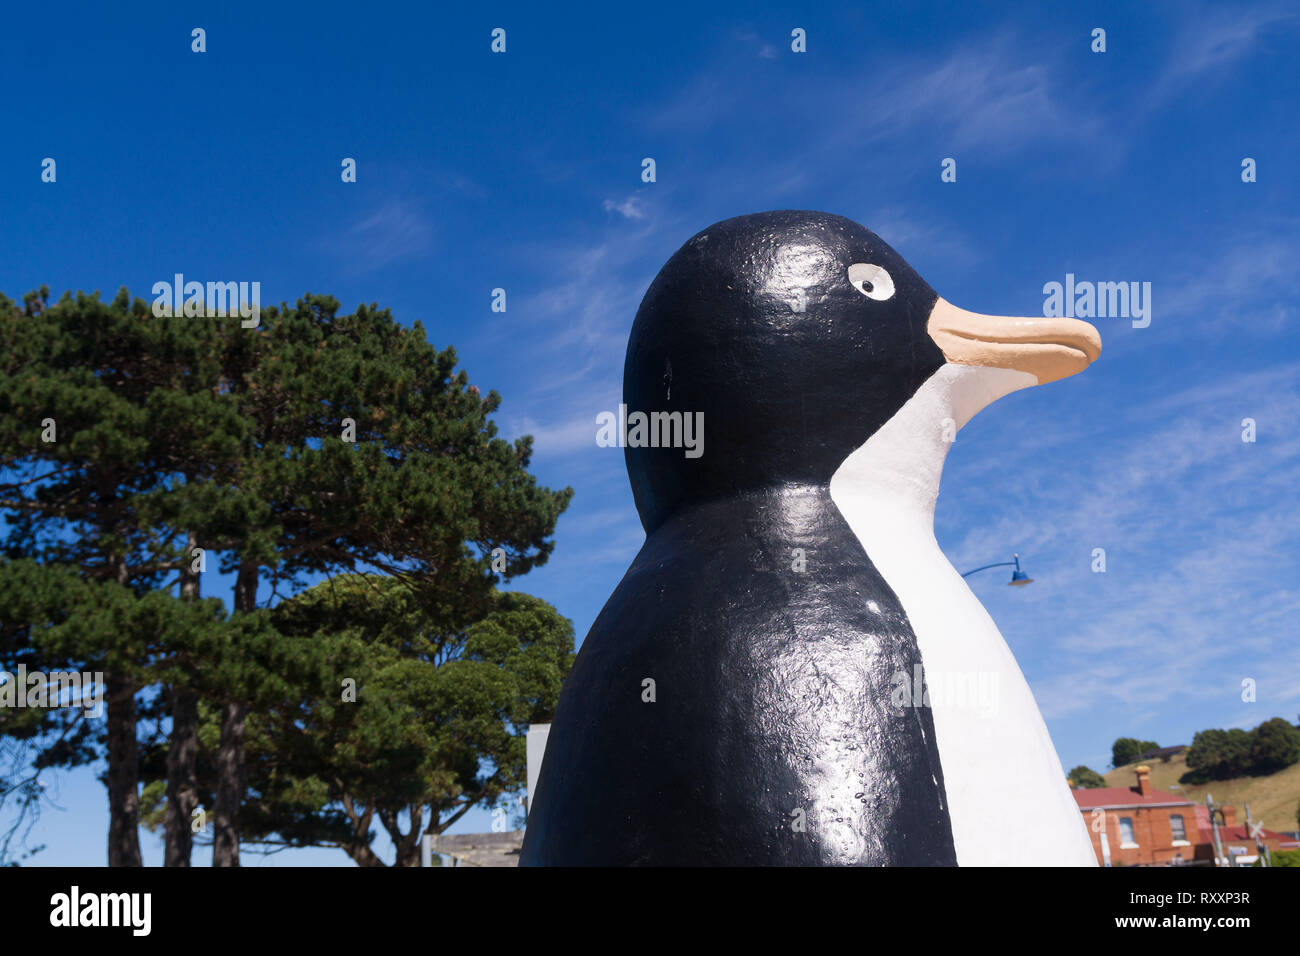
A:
[[2, 288, 571, 866], [161, 294, 570, 864], [0, 287, 229, 865], [245, 576, 574, 865]]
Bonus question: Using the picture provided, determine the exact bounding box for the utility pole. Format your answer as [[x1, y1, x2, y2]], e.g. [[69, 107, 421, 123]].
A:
[[1206, 793, 1224, 867], [1245, 802, 1271, 867]]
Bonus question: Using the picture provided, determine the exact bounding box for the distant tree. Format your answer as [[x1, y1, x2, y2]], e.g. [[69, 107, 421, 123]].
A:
[[1185, 727, 1252, 781], [1184, 719, 1300, 782], [1111, 737, 1159, 768], [1247, 717, 1300, 775], [1067, 766, 1108, 789], [1111, 738, 1139, 768]]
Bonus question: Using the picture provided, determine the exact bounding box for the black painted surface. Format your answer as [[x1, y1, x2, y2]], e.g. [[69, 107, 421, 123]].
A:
[[520, 211, 954, 865]]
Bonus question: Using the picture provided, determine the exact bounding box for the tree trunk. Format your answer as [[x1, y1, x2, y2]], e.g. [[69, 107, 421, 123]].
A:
[[165, 532, 201, 866], [342, 840, 389, 867], [213, 558, 257, 867], [340, 794, 387, 866], [104, 670, 142, 866], [164, 689, 199, 865], [213, 701, 245, 867], [104, 552, 141, 867], [382, 803, 425, 867]]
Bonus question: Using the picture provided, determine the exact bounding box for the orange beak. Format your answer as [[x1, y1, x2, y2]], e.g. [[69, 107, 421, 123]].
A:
[[927, 297, 1102, 385]]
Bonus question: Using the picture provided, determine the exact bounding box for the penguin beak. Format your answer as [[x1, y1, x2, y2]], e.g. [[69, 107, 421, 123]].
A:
[[927, 297, 1102, 385]]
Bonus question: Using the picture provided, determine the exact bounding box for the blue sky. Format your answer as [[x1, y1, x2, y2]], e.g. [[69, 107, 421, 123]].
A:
[[3, 1, 1298, 863]]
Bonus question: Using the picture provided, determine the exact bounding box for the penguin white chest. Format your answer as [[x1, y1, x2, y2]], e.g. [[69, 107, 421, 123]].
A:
[[829, 363, 1097, 866]]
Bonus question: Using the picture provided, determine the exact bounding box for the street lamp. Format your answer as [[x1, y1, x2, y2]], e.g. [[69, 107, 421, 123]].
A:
[[1172, 785, 1226, 866], [961, 553, 1033, 587]]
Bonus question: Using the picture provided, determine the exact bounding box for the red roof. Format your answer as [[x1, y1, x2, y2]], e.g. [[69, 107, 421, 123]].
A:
[[1071, 786, 1194, 809], [1194, 807, 1298, 844], [1216, 824, 1293, 841]]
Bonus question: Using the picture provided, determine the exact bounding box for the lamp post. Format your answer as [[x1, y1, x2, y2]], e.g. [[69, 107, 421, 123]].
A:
[[1197, 790, 1226, 867], [960, 553, 1033, 587]]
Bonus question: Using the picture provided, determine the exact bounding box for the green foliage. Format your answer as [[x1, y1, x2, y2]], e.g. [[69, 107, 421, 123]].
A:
[[1183, 719, 1300, 783], [1256, 848, 1300, 867], [1184, 728, 1252, 781], [1247, 718, 1300, 775], [0, 288, 573, 865], [143, 576, 575, 866], [1111, 737, 1160, 768], [1067, 765, 1108, 789]]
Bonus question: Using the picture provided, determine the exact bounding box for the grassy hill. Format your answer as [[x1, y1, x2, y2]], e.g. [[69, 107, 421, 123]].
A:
[[1103, 753, 1300, 833]]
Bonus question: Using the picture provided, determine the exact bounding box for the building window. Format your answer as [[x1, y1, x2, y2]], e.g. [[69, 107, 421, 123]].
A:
[[1119, 817, 1137, 847], [1170, 814, 1187, 844]]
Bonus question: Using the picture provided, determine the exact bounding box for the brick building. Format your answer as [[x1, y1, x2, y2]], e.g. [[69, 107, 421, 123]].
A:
[[1072, 765, 1299, 866], [1073, 766, 1197, 865]]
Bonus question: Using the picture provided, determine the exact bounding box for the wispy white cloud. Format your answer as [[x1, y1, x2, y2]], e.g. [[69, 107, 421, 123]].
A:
[[513, 242, 647, 393], [1156, 229, 1300, 334], [512, 414, 604, 457], [1145, 2, 1299, 105], [490, 215, 669, 461], [321, 200, 434, 273], [867, 205, 981, 271], [650, 28, 1109, 162], [940, 363, 1300, 732], [602, 195, 648, 220], [732, 27, 782, 61], [845, 36, 1102, 154]]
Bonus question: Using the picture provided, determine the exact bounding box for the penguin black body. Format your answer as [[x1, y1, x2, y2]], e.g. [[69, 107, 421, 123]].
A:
[[520, 211, 957, 865]]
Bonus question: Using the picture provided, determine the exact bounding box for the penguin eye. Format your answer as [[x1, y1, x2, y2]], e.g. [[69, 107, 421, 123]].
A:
[[847, 263, 895, 301]]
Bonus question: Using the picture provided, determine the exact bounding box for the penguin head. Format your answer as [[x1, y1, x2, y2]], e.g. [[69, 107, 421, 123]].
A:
[[624, 210, 1100, 532]]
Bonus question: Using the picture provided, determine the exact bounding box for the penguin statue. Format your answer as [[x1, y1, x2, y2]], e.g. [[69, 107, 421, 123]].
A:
[[520, 210, 1101, 866]]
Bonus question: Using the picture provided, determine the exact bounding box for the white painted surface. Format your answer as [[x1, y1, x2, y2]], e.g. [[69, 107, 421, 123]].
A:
[[829, 363, 1097, 866], [526, 723, 550, 816]]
